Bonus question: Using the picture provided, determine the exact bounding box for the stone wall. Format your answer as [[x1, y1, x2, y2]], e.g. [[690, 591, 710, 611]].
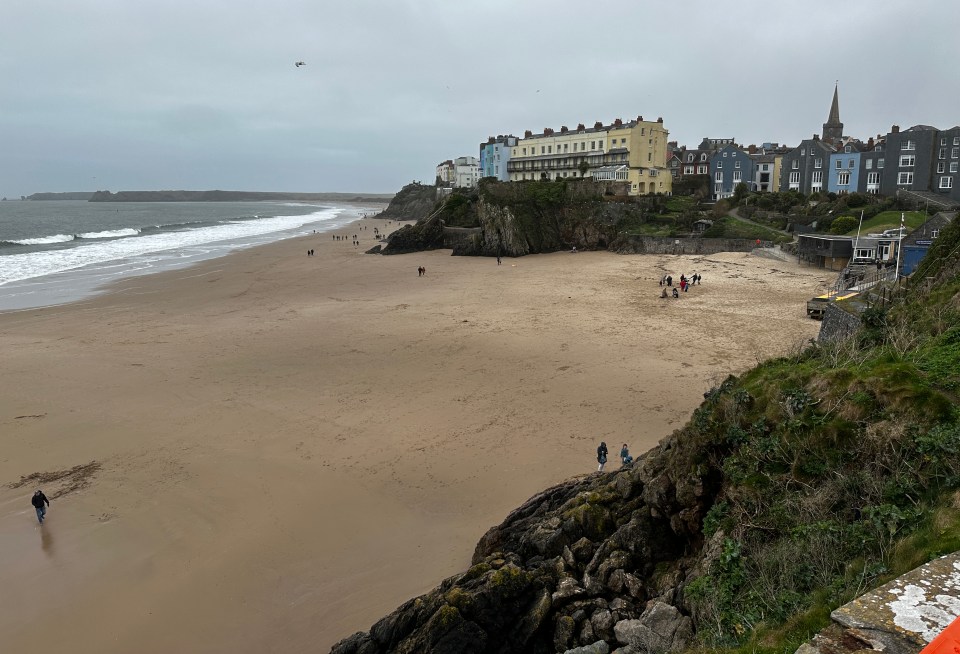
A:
[[818, 302, 862, 342], [609, 235, 760, 255]]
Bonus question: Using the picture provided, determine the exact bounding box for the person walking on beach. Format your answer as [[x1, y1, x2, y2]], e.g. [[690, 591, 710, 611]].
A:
[[497, 255, 502, 265], [597, 441, 608, 472], [31, 489, 49, 524], [620, 444, 633, 466]]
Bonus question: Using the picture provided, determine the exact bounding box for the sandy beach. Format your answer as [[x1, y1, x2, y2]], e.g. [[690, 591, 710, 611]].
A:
[[0, 216, 834, 654]]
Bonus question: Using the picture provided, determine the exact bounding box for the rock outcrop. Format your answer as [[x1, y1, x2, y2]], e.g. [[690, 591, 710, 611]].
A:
[[375, 182, 439, 222], [331, 420, 719, 653]]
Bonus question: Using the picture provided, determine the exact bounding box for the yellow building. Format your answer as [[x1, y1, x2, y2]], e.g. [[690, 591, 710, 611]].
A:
[[506, 116, 672, 195]]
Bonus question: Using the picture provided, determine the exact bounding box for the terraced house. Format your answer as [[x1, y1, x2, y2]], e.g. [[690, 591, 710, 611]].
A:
[[507, 116, 672, 195]]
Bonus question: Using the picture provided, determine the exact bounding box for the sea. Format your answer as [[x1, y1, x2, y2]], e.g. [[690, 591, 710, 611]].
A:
[[0, 200, 377, 311]]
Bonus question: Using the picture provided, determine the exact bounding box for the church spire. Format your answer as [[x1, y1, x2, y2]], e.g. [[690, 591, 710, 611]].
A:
[[822, 83, 843, 144]]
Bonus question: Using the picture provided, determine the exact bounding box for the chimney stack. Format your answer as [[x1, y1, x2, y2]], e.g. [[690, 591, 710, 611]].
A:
[[594, 121, 603, 129], [891, 125, 900, 133]]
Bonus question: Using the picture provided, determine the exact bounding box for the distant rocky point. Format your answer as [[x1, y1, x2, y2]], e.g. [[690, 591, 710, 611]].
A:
[[88, 190, 394, 202], [25, 192, 95, 200]]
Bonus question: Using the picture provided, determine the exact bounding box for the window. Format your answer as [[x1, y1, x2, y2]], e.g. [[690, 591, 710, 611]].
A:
[[648, 153, 652, 162], [715, 172, 722, 181], [940, 176, 954, 189], [522, 148, 527, 155], [599, 142, 604, 149], [898, 172, 914, 185], [733, 171, 742, 182], [684, 166, 693, 174], [582, 142, 586, 151], [715, 183, 722, 193], [563, 144, 568, 152], [848, 159, 855, 169], [717, 161, 723, 169], [541, 146, 545, 154], [938, 162, 946, 173], [867, 172, 880, 184], [942, 138, 948, 146], [812, 171, 823, 183], [900, 155, 915, 167], [838, 171, 850, 185], [878, 158, 885, 169], [835, 159, 842, 169], [933, 229, 941, 238], [620, 138, 626, 144], [698, 165, 708, 174], [641, 128, 645, 136], [815, 158, 822, 169], [845, 145, 852, 153], [792, 159, 799, 169], [801, 148, 806, 156], [866, 159, 873, 170], [735, 161, 741, 169], [700, 154, 707, 161], [591, 141, 595, 149], [573, 143, 577, 152], [548, 145, 552, 154], [940, 148, 946, 159], [723, 152, 728, 157], [686, 154, 693, 162], [789, 171, 800, 183], [762, 164, 769, 171], [953, 148, 959, 158], [952, 162, 959, 173], [902, 139, 916, 150], [955, 137, 960, 145]]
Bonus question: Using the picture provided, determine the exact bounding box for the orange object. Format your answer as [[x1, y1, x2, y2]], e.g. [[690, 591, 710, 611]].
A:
[[921, 616, 960, 654]]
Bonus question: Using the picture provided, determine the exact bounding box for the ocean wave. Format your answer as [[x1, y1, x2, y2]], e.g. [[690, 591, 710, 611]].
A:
[[6, 234, 77, 246], [0, 207, 346, 286], [76, 228, 141, 239]]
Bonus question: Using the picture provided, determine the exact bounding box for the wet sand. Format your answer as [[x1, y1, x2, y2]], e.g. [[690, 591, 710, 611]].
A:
[[0, 220, 834, 653]]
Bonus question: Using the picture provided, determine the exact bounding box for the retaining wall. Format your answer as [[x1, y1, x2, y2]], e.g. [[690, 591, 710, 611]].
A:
[[818, 303, 862, 342]]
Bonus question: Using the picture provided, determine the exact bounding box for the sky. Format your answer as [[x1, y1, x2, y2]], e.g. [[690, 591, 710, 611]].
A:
[[2, 0, 958, 197]]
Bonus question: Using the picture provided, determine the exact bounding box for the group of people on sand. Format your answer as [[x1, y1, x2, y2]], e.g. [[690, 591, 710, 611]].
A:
[[596, 442, 633, 472], [659, 272, 702, 299], [417, 266, 427, 277]]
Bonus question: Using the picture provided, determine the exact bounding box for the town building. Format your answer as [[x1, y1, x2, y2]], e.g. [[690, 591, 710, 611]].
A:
[[859, 136, 885, 195], [454, 156, 480, 188], [507, 116, 672, 195], [479, 135, 517, 182], [436, 160, 455, 186], [780, 137, 836, 194], [828, 142, 863, 195], [710, 144, 754, 199], [881, 124, 939, 198], [900, 211, 956, 275]]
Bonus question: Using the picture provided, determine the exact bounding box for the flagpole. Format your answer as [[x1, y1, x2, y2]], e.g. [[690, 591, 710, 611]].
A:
[[895, 211, 905, 282]]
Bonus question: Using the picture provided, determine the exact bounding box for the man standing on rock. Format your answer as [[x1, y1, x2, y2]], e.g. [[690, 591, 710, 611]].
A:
[[31, 489, 50, 524]]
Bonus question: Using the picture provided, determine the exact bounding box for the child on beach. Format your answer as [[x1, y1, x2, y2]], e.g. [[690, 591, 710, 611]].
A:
[[620, 444, 633, 466]]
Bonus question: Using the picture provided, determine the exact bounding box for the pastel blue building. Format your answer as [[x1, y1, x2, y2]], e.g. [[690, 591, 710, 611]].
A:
[[480, 135, 517, 182], [828, 144, 862, 195], [710, 144, 754, 199]]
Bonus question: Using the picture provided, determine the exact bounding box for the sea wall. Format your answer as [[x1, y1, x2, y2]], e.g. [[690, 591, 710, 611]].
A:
[[609, 235, 760, 255], [818, 302, 862, 342]]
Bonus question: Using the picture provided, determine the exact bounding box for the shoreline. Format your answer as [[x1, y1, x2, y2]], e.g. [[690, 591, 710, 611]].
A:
[[0, 230, 833, 652], [0, 202, 392, 313]]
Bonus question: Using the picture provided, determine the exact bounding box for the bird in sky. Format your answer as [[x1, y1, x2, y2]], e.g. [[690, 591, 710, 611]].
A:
[[295, 61, 306, 67]]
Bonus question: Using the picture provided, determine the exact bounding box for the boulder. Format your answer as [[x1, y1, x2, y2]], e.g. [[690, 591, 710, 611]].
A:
[[563, 641, 610, 654], [614, 602, 693, 653]]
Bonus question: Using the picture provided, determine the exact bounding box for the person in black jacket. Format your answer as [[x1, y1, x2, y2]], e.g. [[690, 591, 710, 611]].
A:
[[31, 490, 50, 524], [597, 442, 608, 472]]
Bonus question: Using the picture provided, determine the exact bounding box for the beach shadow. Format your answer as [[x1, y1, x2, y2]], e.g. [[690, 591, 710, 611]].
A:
[[40, 524, 54, 556]]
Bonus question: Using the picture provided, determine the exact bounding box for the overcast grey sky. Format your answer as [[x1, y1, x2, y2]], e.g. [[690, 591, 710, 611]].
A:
[[2, 0, 958, 197]]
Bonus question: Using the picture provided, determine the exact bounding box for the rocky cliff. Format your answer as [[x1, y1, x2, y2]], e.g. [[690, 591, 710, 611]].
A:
[[375, 182, 440, 222], [382, 180, 663, 257], [332, 218, 960, 654]]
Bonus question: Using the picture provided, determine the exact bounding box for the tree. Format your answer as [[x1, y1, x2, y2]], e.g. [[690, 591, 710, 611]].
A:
[[578, 160, 590, 177], [829, 215, 859, 235], [732, 183, 749, 204]]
